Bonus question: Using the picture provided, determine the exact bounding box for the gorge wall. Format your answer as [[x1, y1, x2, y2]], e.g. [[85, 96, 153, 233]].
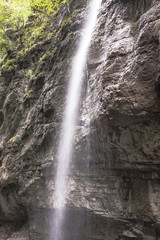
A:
[[0, 0, 160, 239]]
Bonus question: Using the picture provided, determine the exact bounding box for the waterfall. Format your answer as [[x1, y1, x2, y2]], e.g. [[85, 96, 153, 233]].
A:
[[52, 0, 102, 239]]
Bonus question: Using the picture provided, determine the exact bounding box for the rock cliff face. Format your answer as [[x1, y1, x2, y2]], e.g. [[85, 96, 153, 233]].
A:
[[0, 0, 160, 239]]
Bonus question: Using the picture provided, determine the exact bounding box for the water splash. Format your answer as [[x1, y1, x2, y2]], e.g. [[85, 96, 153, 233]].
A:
[[52, 0, 102, 239]]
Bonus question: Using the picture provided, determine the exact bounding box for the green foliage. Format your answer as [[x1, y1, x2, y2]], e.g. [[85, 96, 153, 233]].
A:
[[0, 0, 67, 56], [1, 58, 17, 75], [0, 0, 31, 52], [31, 0, 67, 15]]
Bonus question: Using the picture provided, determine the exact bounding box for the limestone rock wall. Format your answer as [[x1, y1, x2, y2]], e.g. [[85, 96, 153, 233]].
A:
[[0, 0, 160, 239]]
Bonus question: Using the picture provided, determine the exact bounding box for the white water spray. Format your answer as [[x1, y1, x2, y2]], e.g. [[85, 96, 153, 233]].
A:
[[52, 0, 102, 239]]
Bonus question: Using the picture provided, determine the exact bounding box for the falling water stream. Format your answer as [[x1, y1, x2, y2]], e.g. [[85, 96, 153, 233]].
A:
[[52, 0, 102, 239]]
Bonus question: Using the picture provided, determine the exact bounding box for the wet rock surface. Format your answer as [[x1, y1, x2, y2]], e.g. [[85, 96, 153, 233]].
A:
[[0, 0, 160, 239]]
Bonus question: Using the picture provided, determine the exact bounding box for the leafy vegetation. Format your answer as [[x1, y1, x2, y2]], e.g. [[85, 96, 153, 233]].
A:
[[0, 0, 68, 60]]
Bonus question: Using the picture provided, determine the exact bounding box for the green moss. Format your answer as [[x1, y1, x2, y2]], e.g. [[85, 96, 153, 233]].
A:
[[36, 71, 45, 78], [61, 16, 72, 29], [25, 22, 48, 47], [23, 69, 34, 79], [39, 51, 52, 63], [9, 134, 18, 143], [0, 59, 17, 75]]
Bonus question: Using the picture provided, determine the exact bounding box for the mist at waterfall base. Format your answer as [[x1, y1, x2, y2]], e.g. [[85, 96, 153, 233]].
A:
[[51, 0, 102, 239]]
